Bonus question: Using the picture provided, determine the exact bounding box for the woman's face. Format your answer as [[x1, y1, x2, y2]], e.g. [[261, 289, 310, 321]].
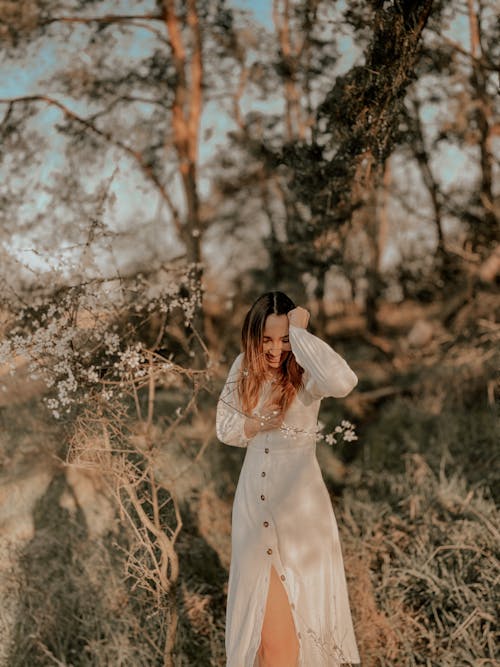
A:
[[262, 313, 292, 370]]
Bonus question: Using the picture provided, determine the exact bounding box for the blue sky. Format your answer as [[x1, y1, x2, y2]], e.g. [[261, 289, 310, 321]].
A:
[[238, 0, 273, 25]]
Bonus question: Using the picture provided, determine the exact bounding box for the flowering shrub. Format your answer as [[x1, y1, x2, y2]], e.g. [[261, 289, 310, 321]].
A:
[[0, 262, 203, 419]]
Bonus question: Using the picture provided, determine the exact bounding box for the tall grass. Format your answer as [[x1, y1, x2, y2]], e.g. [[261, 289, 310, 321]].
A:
[[341, 452, 499, 666]]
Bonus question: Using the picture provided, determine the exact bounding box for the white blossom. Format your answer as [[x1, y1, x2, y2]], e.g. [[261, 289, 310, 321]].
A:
[[1, 261, 204, 420]]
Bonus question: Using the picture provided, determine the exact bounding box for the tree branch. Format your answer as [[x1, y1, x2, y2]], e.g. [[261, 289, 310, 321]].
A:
[[41, 14, 165, 26], [0, 94, 184, 238], [38, 13, 169, 41]]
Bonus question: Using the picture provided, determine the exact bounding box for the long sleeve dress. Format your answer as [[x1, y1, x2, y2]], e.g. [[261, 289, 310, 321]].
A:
[[216, 324, 361, 667]]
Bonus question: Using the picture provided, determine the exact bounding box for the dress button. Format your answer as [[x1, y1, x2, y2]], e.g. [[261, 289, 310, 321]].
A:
[[280, 574, 286, 581], [261, 471, 266, 477], [297, 632, 301, 639], [264, 447, 269, 453], [267, 548, 272, 555], [263, 521, 269, 527], [260, 494, 265, 500], [291, 603, 295, 609]]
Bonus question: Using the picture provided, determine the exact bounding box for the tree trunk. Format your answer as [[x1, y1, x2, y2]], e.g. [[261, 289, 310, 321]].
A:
[[164, 0, 206, 349], [467, 0, 499, 250]]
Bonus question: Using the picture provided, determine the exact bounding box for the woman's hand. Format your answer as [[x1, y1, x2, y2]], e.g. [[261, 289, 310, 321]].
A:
[[287, 306, 310, 329], [244, 398, 284, 438]]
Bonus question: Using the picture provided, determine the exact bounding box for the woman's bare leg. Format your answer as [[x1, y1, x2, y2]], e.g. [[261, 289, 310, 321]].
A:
[[257, 564, 299, 667]]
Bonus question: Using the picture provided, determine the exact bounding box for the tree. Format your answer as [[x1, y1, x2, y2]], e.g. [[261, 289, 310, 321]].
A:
[[208, 1, 436, 331], [207, 1, 343, 311], [390, 0, 499, 293], [0, 0, 245, 346]]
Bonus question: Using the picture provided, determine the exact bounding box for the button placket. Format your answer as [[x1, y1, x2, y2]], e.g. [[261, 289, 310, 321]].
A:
[[260, 450, 289, 591], [261, 441, 273, 556]]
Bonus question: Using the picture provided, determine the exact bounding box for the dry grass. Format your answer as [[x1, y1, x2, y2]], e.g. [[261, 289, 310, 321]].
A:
[[340, 453, 499, 666], [344, 548, 400, 665]]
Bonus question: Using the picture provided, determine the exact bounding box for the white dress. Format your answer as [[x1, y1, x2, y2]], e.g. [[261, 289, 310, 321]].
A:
[[216, 323, 361, 667]]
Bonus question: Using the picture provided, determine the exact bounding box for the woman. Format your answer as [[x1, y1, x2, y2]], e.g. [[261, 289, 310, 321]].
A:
[[216, 291, 360, 667]]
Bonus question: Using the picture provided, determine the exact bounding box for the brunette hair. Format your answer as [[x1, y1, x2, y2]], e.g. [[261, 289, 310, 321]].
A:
[[238, 291, 304, 415]]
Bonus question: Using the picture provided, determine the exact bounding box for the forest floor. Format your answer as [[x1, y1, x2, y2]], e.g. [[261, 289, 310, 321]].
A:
[[0, 290, 498, 666]]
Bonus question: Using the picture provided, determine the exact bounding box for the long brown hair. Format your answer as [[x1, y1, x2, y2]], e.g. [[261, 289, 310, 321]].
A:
[[238, 291, 304, 416]]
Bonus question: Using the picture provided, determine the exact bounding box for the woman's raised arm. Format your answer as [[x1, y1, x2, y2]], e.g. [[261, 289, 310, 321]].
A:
[[288, 323, 358, 399]]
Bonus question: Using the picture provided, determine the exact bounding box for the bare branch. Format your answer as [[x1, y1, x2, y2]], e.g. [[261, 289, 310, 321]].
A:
[[41, 13, 165, 26], [441, 35, 497, 71], [0, 94, 184, 237]]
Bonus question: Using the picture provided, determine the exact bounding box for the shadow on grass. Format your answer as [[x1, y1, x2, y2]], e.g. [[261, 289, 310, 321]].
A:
[[7, 472, 99, 667], [174, 496, 229, 667]]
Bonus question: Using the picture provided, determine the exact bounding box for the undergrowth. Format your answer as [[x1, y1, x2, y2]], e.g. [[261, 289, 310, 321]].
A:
[[1, 387, 498, 666], [342, 453, 499, 666]]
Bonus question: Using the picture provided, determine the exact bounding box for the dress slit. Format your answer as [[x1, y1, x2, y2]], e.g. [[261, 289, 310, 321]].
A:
[[251, 557, 273, 667], [251, 553, 303, 667]]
